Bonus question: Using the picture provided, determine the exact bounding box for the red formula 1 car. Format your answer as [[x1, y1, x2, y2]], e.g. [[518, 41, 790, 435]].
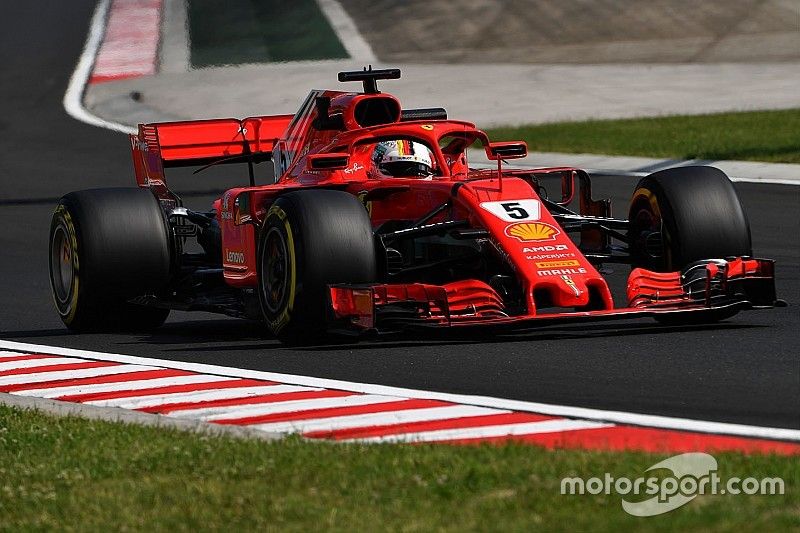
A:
[[49, 68, 782, 343]]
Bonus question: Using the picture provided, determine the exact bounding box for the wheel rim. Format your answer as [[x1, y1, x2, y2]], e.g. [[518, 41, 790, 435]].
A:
[[261, 226, 289, 314], [50, 224, 74, 305]]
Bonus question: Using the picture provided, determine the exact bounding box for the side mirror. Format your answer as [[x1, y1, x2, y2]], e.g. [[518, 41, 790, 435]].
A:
[[308, 152, 350, 170], [485, 141, 527, 160]]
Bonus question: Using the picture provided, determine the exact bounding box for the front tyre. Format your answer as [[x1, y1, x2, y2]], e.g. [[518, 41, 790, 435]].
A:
[[257, 190, 377, 344], [49, 188, 171, 332], [628, 165, 751, 272], [627, 166, 752, 324]]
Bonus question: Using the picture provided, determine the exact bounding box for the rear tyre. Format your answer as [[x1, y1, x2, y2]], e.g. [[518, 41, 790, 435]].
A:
[[257, 190, 377, 344], [49, 188, 172, 332], [628, 166, 751, 272]]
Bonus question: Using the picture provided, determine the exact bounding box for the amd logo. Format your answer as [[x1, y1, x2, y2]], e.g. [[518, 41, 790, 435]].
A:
[[523, 244, 569, 253]]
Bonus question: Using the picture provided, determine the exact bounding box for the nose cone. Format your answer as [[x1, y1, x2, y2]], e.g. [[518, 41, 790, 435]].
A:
[[534, 273, 591, 310], [555, 274, 590, 307]]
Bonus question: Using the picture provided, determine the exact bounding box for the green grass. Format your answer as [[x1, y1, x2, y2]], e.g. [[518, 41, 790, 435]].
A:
[[1, 405, 798, 531], [485, 109, 800, 163], [188, 0, 348, 67]]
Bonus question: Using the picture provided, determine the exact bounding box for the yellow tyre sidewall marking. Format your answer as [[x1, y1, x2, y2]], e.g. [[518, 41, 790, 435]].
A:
[[632, 187, 672, 267], [54, 204, 80, 324], [634, 187, 661, 219], [265, 205, 297, 334]]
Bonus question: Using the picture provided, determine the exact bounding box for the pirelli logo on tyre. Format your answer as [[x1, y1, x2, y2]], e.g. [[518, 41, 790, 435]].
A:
[[505, 222, 560, 242], [535, 259, 580, 269]]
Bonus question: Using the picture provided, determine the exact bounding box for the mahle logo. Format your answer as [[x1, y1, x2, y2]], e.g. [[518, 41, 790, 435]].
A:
[[560, 452, 785, 517]]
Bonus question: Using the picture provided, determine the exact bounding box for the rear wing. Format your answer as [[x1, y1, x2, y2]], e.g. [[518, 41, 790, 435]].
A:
[[130, 115, 293, 188]]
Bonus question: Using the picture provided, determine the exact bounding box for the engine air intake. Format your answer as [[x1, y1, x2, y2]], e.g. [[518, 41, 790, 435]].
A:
[[353, 96, 401, 127]]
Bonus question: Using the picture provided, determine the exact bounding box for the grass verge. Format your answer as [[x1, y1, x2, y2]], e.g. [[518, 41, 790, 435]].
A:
[[485, 109, 800, 163], [188, 0, 348, 67], [1, 405, 797, 531]]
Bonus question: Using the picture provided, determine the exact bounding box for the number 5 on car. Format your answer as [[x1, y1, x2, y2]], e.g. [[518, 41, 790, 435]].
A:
[[480, 199, 541, 221]]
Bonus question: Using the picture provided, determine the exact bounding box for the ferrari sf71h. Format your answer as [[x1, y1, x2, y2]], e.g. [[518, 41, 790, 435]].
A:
[[49, 68, 782, 343]]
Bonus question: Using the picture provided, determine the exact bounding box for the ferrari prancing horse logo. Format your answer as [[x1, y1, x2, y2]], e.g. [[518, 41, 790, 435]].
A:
[[357, 191, 373, 216]]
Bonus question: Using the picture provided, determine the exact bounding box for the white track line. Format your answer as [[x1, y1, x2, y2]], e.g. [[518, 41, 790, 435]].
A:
[[0, 364, 157, 387], [1, 340, 797, 441], [254, 405, 504, 434], [0, 357, 89, 372], [179, 394, 405, 421], [0, 351, 51, 359], [88, 384, 319, 409], [65, 0, 376, 136], [351, 419, 612, 443], [63, 0, 137, 134], [13, 374, 234, 399], [316, 0, 376, 62]]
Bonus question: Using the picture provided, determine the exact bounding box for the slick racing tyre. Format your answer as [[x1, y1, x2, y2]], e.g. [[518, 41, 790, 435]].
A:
[[257, 190, 377, 344], [49, 188, 171, 332], [628, 166, 752, 272], [628, 166, 752, 324]]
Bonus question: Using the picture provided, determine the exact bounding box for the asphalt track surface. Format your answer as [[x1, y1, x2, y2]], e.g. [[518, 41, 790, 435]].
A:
[[1, 2, 798, 431]]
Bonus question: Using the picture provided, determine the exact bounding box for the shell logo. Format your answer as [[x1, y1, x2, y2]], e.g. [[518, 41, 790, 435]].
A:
[[505, 222, 560, 242]]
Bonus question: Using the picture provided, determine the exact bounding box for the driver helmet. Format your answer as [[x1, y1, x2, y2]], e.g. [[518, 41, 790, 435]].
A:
[[372, 140, 433, 178]]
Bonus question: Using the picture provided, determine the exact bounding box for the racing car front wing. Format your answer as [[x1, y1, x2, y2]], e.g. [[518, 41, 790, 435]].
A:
[[328, 257, 783, 334]]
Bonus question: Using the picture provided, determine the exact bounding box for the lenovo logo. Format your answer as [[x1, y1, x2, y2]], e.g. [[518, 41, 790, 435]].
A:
[[225, 250, 246, 264]]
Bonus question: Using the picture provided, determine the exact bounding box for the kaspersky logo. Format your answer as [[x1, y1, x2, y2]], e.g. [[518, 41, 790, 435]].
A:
[[505, 222, 560, 242]]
